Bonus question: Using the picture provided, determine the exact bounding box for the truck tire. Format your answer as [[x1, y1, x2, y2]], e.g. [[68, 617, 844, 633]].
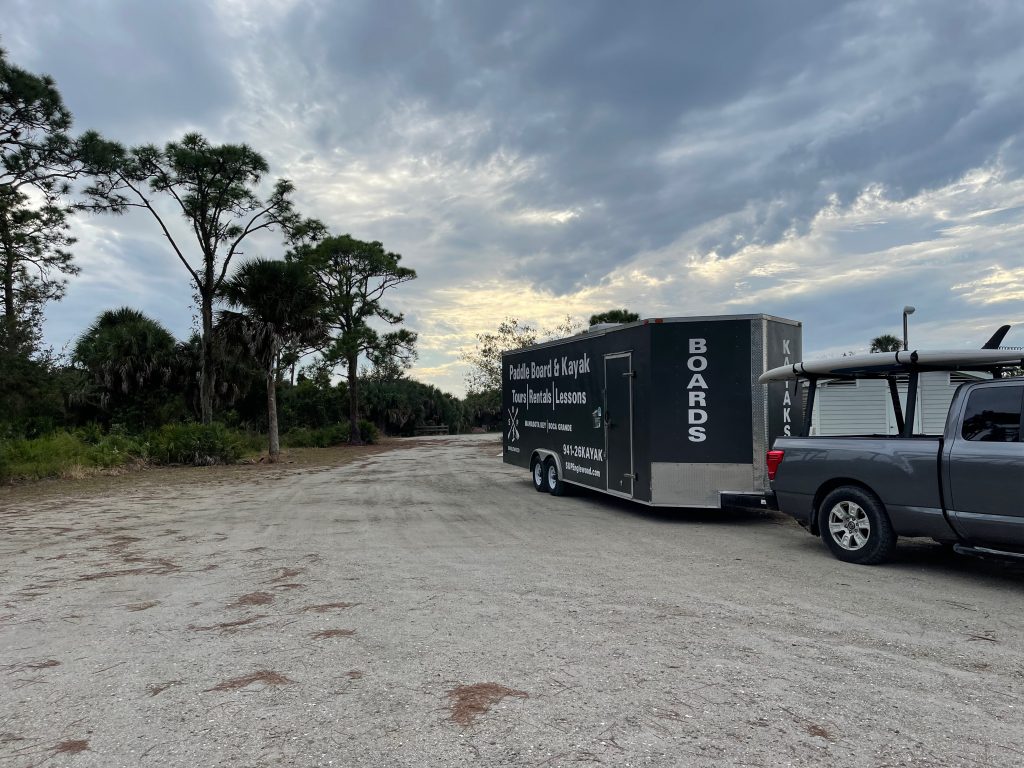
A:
[[818, 486, 897, 565], [531, 456, 546, 492], [544, 458, 567, 497]]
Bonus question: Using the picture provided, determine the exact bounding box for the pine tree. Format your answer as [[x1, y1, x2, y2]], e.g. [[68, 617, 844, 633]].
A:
[[0, 47, 80, 359]]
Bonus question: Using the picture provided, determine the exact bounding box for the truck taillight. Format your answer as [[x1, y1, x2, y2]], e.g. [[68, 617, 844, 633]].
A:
[[766, 450, 784, 481]]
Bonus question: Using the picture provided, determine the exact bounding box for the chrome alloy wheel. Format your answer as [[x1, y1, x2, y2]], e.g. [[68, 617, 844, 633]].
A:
[[827, 500, 871, 550], [547, 463, 559, 490], [533, 461, 544, 487]]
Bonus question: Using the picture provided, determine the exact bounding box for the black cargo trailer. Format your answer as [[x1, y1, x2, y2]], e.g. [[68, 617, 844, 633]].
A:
[[502, 314, 802, 507]]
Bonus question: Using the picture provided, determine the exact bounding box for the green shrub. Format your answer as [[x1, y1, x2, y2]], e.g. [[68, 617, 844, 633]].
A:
[[280, 426, 317, 448], [0, 431, 146, 483], [358, 420, 379, 444], [147, 423, 247, 466], [0, 416, 378, 484], [238, 430, 267, 456], [281, 423, 348, 448], [92, 432, 148, 463], [280, 420, 377, 448], [73, 422, 106, 445]]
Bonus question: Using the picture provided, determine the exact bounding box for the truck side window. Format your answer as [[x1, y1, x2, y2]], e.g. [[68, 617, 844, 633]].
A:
[[961, 386, 1023, 442]]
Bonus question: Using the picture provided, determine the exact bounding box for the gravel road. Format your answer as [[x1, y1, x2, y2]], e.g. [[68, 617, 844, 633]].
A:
[[2, 433, 1023, 767]]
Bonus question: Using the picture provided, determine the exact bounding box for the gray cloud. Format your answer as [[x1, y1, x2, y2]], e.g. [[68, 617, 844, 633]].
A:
[[6, 0, 1024, 392], [247, 0, 1024, 292], [4, 0, 238, 141]]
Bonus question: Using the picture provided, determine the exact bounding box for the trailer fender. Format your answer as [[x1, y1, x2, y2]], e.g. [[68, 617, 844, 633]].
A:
[[531, 449, 564, 480]]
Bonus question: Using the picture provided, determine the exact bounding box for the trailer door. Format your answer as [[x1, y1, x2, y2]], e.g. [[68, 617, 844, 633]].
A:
[[604, 352, 634, 497]]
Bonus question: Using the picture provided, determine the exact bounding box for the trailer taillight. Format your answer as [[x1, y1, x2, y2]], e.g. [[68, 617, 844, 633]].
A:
[[766, 450, 784, 481]]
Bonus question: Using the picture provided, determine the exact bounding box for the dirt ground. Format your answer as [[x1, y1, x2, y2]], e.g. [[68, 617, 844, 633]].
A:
[[1, 433, 1023, 767]]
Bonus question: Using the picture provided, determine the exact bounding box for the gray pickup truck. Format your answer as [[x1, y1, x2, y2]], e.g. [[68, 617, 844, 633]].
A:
[[761, 348, 1024, 564]]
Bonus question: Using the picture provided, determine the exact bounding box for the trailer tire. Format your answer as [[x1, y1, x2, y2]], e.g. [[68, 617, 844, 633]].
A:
[[818, 486, 897, 565], [544, 458, 567, 497], [531, 456, 546, 492]]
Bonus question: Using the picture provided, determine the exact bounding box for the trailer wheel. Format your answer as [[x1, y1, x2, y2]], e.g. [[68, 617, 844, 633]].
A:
[[531, 457, 546, 492], [818, 486, 897, 565], [544, 458, 567, 497]]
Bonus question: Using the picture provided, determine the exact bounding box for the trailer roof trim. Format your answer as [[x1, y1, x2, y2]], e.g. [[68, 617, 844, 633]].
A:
[[759, 349, 1024, 382], [502, 313, 801, 356]]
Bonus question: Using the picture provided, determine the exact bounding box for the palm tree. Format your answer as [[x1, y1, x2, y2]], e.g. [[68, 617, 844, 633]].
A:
[[175, 329, 259, 420], [72, 307, 179, 428], [589, 308, 640, 325], [870, 334, 902, 353], [219, 258, 324, 461]]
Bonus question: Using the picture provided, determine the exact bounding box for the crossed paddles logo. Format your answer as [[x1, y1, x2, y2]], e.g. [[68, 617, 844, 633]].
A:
[[507, 406, 520, 442]]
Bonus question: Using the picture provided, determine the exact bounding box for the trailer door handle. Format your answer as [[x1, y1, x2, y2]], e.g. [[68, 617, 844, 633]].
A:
[[624, 472, 637, 480], [622, 371, 636, 378]]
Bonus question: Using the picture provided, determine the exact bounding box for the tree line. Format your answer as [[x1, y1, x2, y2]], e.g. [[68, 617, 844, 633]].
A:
[[0, 46, 455, 459]]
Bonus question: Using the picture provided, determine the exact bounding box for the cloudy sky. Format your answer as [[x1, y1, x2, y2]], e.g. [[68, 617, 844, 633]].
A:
[[6, 0, 1024, 394]]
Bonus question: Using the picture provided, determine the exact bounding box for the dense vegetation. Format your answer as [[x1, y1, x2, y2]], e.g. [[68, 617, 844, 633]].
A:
[[0, 47, 477, 483], [0, 325, 462, 482]]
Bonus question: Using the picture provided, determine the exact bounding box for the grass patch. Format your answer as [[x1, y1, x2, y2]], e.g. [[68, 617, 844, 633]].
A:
[[0, 420, 383, 485], [0, 423, 263, 483], [0, 431, 146, 483]]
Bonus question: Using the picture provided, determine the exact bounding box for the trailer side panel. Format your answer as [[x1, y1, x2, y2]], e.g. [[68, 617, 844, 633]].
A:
[[502, 325, 652, 500]]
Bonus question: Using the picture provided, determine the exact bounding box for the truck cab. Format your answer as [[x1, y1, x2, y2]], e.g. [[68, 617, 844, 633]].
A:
[[943, 379, 1024, 546]]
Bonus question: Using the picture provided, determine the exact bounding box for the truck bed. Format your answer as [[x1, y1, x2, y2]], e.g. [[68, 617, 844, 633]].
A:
[[772, 435, 954, 540]]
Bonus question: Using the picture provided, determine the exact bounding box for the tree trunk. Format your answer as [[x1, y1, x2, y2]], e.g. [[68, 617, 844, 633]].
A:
[[0, 210, 18, 357], [347, 351, 362, 444], [266, 367, 280, 461], [199, 290, 215, 425]]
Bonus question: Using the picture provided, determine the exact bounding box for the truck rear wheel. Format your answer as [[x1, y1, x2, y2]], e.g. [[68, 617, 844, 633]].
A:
[[531, 457, 546, 492], [818, 486, 897, 565], [544, 458, 567, 496]]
